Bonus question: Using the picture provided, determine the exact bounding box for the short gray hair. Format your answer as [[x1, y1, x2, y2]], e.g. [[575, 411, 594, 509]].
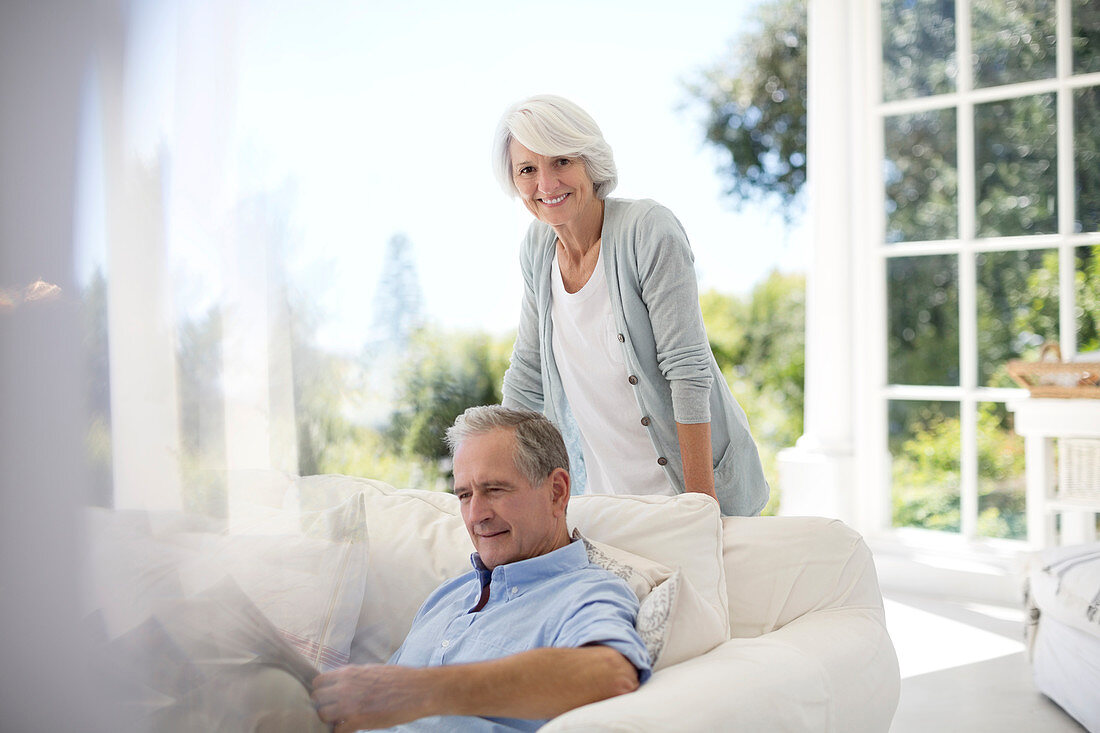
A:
[[491, 94, 618, 201], [446, 405, 570, 489]]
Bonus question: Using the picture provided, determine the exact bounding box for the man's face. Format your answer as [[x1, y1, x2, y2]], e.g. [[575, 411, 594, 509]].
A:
[[452, 428, 568, 570]]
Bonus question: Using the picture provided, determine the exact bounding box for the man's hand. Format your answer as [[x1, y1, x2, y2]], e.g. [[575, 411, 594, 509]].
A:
[[311, 664, 436, 733]]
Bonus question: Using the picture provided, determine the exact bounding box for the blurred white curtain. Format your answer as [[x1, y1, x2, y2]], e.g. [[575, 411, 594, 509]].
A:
[[101, 0, 299, 514]]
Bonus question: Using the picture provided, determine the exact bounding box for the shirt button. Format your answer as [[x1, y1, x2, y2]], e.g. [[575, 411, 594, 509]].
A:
[[657, 457, 668, 466], [628, 375, 638, 385], [617, 333, 625, 343], [640, 417, 650, 427], [510, 587, 518, 595], [441, 640, 450, 648]]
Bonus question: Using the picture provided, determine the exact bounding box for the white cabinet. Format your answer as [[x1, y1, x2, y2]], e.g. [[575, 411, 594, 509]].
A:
[[1008, 399, 1100, 547]]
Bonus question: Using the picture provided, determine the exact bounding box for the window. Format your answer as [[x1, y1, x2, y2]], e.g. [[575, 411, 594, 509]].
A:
[[872, 0, 1100, 543]]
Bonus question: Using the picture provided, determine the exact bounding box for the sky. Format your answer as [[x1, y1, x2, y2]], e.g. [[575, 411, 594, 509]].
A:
[[117, 0, 806, 353]]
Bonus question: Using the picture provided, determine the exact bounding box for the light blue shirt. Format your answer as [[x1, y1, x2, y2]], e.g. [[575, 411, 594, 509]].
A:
[[381, 540, 651, 732]]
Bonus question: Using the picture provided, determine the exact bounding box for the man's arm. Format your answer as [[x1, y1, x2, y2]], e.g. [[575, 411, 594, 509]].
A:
[[311, 645, 639, 733]]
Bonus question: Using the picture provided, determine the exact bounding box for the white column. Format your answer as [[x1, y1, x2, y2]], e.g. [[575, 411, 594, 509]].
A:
[[777, 0, 862, 525]]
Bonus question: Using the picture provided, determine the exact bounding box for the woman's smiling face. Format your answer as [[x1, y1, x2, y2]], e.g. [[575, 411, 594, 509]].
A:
[[509, 139, 599, 228]]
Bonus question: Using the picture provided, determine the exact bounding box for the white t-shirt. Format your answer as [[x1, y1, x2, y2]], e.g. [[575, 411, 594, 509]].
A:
[[550, 247, 675, 497]]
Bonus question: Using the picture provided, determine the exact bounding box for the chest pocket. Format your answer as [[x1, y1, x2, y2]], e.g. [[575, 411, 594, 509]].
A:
[[467, 628, 539, 659], [604, 313, 626, 367]]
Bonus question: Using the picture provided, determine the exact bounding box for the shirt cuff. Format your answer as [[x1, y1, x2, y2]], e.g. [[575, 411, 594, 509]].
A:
[[670, 381, 711, 424]]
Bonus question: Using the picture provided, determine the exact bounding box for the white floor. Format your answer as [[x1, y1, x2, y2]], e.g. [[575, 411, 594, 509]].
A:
[[883, 589, 1088, 732]]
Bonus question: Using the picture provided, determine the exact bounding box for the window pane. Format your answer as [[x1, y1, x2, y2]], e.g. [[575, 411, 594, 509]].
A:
[[888, 255, 960, 385], [1079, 246, 1100, 354], [977, 249, 1059, 387], [977, 402, 1025, 540], [885, 109, 958, 243], [1076, 87, 1100, 233], [890, 399, 961, 532], [971, 0, 1056, 88], [882, 0, 957, 101], [1074, 0, 1100, 74], [975, 94, 1057, 237]]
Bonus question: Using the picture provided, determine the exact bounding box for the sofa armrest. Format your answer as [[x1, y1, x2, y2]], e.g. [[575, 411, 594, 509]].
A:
[[541, 606, 899, 733], [722, 517, 886, 637]]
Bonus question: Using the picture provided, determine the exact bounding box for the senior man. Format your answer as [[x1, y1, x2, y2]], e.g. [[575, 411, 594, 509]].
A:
[[311, 406, 651, 732]]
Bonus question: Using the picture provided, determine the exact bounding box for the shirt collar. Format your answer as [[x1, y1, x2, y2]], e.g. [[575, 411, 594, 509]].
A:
[[469, 539, 587, 602]]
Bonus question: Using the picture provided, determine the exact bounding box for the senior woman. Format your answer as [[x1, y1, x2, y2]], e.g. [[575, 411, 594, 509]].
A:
[[493, 94, 768, 517]]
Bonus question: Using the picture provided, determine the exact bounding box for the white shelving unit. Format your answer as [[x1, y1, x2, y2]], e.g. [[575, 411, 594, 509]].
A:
[[1008, 398, 1100, 547]]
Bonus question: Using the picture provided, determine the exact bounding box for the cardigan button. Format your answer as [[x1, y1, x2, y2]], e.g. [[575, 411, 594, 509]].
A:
[[628, 375, 639, 385], [617, 333, 625, 343], [640, 417, 651, 427], [657, 457, 668, 466]]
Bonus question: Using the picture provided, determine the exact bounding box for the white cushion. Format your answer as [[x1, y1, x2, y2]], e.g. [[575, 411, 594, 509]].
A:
[[177, 491, 369, 671], [83, 490, 369, 674], [1028, 544, 1100, 640], [298, 475, 471, 665], [569, 493, 730, 637]]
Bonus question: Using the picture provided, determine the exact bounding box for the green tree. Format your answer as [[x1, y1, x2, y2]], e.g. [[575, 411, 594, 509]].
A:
[[683, 0, 806, 216], [701, 271, 806, 516], [288, 295, 359, 477], [386, 328, 511, 468]]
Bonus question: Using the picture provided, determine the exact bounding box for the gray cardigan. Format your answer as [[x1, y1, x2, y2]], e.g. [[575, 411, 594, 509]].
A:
[[502, 198, 769, 517]]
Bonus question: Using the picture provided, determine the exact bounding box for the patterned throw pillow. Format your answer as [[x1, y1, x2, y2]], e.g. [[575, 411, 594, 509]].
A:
[[575, 529, 727, 671], [572, 528, 673, 600]]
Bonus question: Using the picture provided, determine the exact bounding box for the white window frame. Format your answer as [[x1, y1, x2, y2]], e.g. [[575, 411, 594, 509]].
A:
[[861, 0, 1100, 554]]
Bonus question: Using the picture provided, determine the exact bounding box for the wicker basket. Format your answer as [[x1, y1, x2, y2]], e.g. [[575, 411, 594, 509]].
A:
[[1007, 344, 1100, 399], [1058, 438, 1100, 503]]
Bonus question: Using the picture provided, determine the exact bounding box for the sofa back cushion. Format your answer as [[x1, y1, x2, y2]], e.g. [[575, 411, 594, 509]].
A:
[[300, 477, 732, 665], [721, 516, 884, 638], [297, 475, 471, 665]]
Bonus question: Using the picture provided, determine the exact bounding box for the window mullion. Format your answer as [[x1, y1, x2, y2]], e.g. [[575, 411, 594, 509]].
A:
[[1056, 0, 1077, 357], [956, 0, 979, 540]]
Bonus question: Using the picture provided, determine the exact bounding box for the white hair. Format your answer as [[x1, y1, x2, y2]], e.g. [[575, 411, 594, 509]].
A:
[[491, 94, 618, 200]]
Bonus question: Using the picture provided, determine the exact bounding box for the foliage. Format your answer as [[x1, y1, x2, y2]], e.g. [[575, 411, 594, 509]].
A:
[[884, 108, 959, 243], [288, 296, 358, 477], [315, 422, 446, 493], [978, 249, 1059, 387], [386, 328, 511, 468], [1077, 87, 1100, 233], [891, 402, 1026, 540], [683, 0, 806, 216], [887, 255, 960, 386], [1078, 246, 1100, 352], [881, 0, 957, 101], [701, 271, 806, 516]]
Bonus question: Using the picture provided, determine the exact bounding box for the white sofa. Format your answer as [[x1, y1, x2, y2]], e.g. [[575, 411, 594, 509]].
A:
[[1025, 543, 1100, 732], [299, 475, 901, 732], [86, 474, 901, 731]]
